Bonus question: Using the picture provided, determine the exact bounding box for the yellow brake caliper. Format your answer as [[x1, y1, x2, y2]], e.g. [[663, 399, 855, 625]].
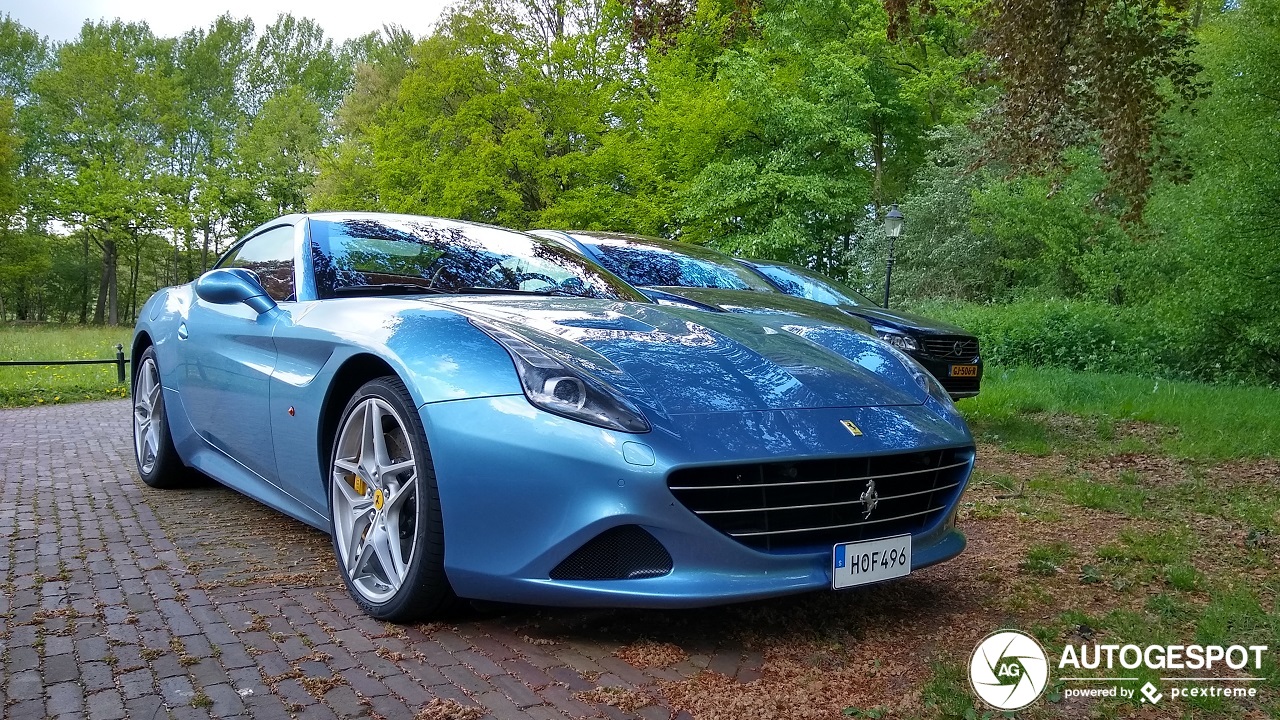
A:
[[349, 474, 370, 540]]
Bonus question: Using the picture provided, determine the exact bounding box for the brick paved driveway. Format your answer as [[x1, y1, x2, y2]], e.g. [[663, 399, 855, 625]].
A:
[[0, 401, 766, 720]]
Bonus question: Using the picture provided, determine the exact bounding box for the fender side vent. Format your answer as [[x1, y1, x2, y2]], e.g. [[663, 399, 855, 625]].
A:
[[550, 525, 673, 580]]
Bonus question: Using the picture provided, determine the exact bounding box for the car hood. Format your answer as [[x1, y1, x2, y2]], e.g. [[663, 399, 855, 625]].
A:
[[417, 296, 925, 415], [644, 286, 875, 334], [841, 305, 973, 336]]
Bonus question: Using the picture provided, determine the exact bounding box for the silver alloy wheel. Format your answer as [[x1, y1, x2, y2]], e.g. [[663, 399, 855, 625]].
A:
[[133, 357, 163, 474], [331, 398, 419, 604]]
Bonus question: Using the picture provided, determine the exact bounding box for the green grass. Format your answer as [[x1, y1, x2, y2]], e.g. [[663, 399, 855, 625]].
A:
[[0, 325, 132, 406], [1022, 541, 1075, 576], [958, 366, 1280, 459], [1059, 476, 1149, 517]]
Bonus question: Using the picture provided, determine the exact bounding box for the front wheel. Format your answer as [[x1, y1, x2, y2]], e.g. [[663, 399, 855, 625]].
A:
[[132, 347, 188, 488], [329, 377, 456, 621]]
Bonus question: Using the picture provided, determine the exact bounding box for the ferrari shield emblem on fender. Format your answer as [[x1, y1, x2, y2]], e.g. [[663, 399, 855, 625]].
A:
[[840, 420, 863, 437]]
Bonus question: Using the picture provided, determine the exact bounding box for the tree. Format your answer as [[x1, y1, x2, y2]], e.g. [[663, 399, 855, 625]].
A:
[[678, 0, 982, 270], [248, 14, 352, 113], [981, 0, 1206, 218], [31, 21, 175, 324], [168, 15, 255, 275], [310, 25, 417, 211], [1146, 0, 1280, 380], [233, 86, 324, 223]]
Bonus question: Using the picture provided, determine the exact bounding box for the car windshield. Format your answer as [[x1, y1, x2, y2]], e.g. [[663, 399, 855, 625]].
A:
[[580, 238, 774, 291], [752, 263, 875, 307], [308, 217, 645, 301]]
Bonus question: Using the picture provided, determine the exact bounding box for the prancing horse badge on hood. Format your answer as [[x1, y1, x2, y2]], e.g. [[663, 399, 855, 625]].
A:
[[840, 420, 863, 437]]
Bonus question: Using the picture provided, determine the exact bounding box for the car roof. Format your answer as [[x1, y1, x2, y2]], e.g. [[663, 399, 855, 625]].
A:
[[243, 212, 544, 241], [305, 211, 532, 236]]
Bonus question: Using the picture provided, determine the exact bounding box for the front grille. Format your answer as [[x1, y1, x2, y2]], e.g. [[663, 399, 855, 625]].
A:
[[667, 447, 973, 551], [921, 336, 980, 360], [549, 525, 673, 580]]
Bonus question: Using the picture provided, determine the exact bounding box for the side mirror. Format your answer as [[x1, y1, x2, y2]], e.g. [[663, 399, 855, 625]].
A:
[[194, 268, 277, 315]]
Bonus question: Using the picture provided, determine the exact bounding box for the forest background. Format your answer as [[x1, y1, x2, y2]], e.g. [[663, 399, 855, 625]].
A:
[[0, 0, 1276, 384]]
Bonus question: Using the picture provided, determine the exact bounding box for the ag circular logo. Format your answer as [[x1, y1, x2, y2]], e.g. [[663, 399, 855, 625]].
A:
[[969, 630, 1050, 710]]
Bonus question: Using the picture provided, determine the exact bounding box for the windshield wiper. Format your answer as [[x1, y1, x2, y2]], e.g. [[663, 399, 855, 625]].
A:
[[332, 283, 443, 297]]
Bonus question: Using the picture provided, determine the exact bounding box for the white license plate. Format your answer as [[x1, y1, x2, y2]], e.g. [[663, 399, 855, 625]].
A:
[[832, 535, 912, 589]]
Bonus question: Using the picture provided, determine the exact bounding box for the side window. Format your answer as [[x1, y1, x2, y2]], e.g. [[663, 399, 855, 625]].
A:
[[217, 226, 297, 301]]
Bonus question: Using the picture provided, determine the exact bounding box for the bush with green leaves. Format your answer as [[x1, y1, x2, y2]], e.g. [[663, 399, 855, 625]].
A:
[[914, 298, 1277, 385]]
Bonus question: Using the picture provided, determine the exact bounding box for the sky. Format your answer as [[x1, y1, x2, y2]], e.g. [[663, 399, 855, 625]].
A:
[[2, 0, 454, 44]]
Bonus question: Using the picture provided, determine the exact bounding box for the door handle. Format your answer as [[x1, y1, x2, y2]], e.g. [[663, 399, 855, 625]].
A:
[[177, 323, 189, 340]]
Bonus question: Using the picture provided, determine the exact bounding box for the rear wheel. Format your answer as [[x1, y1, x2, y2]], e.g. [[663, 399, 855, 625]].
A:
[[132, 347, 188, 488], [329, 377, 456, 621]]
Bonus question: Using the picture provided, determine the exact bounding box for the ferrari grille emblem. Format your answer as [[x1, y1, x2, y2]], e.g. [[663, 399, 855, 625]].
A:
[[840, 420, 863, 437], [860, 480, 880, 519]]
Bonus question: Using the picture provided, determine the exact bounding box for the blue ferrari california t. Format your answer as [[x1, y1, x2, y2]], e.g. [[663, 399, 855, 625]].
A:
[[131, 212, 974, 621]]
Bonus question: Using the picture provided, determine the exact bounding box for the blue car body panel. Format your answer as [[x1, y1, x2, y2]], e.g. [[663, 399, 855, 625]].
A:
[[133, 213, 975, 608]]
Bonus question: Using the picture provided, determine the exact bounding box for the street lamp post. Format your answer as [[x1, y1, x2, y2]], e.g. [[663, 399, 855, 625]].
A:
[[882, 204, 904, 309]]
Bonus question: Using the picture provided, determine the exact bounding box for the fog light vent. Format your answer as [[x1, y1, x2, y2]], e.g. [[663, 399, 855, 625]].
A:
[[549, 525, 672, 580]]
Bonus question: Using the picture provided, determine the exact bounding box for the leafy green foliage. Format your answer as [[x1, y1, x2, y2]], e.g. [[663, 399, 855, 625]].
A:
[[0, 0, 1274, 397], [0, 12, 350, 323], [983, 0, 1205, 217], [1144, 0, 1280, 384], [915, 299, 1172, 375]]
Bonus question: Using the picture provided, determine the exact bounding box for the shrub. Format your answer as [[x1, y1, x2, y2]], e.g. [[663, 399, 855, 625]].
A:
[[911, 299, 1173, 376]]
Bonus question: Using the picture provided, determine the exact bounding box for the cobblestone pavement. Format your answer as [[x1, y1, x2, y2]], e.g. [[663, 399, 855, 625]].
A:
[[1, 401, 766, 720]]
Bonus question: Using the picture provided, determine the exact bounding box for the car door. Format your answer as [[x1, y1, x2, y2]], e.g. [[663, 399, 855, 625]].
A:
[[180, 224, 297, 483]]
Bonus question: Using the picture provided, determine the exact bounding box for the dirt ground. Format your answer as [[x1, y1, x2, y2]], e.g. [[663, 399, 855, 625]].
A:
[[3, 401, 1275, 719]]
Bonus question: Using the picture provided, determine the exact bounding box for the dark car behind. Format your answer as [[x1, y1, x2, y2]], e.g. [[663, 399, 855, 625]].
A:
[[737, 259, 983, 399], [528, 230, 877, 335]]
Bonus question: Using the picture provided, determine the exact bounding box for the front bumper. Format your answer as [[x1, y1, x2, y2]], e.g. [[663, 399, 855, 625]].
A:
[[914, 354, 984, 399], [420, 395, 974, 608]]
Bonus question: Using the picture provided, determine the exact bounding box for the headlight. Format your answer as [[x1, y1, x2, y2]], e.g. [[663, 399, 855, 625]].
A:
[[877, 340, 954, 410], [911, 360, 955, 409], [471, 320, 651, 433], [875, 329, 919, 352]]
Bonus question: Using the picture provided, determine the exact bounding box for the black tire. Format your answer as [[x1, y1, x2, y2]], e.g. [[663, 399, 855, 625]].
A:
[[131, 347, 189, 489], [328, 376, 458, 622]]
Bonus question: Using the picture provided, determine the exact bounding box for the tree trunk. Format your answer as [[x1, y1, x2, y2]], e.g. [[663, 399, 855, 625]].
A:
[[94, 238, 118, 325], [80, 232, 90, 324], [184, 224, 195, 282], [871, 120, 885, 215], [93, 268, 106, 325], [201, 219, 211, 272], [108, 238, 119, 325], [129, 233, 143, 323]]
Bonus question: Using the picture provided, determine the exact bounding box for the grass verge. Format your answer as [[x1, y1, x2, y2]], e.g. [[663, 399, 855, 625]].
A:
[[0, 324, 132, 406], [958, 366, 1280, 459]]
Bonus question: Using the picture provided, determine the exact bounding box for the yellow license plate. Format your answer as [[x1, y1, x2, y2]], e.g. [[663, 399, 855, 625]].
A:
[[949, 364, 978, 377]]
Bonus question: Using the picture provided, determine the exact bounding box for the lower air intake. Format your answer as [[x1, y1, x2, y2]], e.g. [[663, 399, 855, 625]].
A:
[[549, 525, 673, 580]]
